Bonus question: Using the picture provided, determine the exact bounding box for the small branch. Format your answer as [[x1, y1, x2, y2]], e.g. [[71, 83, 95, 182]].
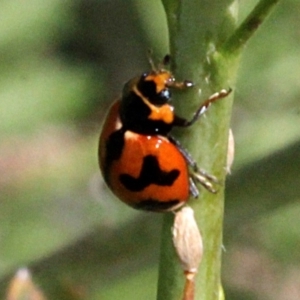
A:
[[221, 0, 281, 55]]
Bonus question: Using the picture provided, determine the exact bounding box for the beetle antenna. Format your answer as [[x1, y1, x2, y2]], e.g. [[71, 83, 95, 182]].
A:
[[147, 49, 157, 72]]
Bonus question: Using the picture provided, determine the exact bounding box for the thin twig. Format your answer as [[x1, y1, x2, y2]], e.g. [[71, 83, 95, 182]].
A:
[[221, 0, 281, 55]]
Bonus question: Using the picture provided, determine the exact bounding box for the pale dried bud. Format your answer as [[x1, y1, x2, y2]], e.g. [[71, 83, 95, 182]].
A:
[[172, 207, 203, 274], [6, 268, 46, 300], [226, 128, 235, 174]]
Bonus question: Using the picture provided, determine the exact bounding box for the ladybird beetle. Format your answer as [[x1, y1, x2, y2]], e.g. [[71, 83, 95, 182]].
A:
[[99, 55, 231, 212]]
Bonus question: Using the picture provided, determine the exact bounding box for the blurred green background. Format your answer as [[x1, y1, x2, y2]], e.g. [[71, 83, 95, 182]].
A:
[[0, 0, 299, 299]]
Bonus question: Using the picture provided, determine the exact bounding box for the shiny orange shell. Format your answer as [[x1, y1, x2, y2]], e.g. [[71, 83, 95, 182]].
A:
[[99, 101, 190, 211]]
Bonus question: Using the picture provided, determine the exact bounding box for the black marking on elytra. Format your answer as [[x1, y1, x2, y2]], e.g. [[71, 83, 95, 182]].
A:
[[103, 128, 125, 179], [132, 199, 181, 211], [120, 90, 172, 135], [105, 129, 125, 162], [119, 155, 180, 192]]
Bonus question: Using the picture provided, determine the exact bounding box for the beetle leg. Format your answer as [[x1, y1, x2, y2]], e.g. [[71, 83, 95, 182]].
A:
[[189, 177, 199, 198], [190, 172, 218, 194], [169, 136, 219, 194], [173, 88, 232, 127]]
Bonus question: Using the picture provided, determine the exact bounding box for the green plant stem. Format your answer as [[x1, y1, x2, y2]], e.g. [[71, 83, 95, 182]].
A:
[[221, 0, 281, 55], [157, 0, 281, 299], [157, 1, 238, 300]]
